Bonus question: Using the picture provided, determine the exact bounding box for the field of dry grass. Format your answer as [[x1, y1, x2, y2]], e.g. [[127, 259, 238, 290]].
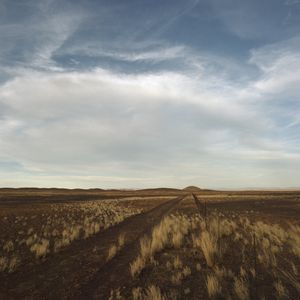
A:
[[0, 189, 299, 299], [0, 195, 173, 274], [108, 194, 300, 299], [123, 210, 300, 299], [0, 200, 144, 273]]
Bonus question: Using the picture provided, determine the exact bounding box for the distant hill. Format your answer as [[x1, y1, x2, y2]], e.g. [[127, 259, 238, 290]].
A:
[[138, 187, 182, 193], [182, 186, 202, 192]]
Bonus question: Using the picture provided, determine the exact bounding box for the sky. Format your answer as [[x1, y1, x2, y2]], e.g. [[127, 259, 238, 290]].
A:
[[0, 0, 300, 189]]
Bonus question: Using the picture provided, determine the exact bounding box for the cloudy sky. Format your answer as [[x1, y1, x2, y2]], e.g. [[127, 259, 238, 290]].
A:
[[0, 0, 300, 189]]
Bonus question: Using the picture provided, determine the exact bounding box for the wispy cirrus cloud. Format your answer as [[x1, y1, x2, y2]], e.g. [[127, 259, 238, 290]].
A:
[[249, 38, 300, 98], [59, 44, 187, 63], [0, 1, 85, 73]]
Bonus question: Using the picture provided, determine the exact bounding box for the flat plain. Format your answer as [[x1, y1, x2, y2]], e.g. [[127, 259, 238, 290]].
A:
[[0, 188, 299, 299]]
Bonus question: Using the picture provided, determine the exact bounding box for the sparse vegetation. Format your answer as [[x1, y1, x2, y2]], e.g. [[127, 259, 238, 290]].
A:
[[1, 190, 299, 299], [127, 194, 300, 299], [0, 199, 142, 272], [107, 233, 126, 261]]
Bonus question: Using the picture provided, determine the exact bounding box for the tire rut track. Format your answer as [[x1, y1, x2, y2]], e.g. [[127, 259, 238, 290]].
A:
[[74, 195, 186, 299], [192, 193, 207, 217]]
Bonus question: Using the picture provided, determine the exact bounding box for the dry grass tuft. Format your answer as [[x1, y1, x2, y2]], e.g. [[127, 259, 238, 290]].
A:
[[234, 277, 249, 300], [0, 256, 8, 272], [173, 256, 183, 269], [200, 231, 217, 267], [206, 274, 222, 298], [144, 285, 165, 300], [3, 241, 14, 252], [118, 233, 126, 248], [107, 233, 126, 261], [132, 287, 143, 300], [171, 272, 183, 285], [108, 288, 123, 300], [183, 266, 191, 277], [107, 245, 118, 261], [130, 256, 146, 278], [274, 280, 289, 299], [131, 285, 165, 300], [30, 239, 49, 258], [288, 224, 300, 258]]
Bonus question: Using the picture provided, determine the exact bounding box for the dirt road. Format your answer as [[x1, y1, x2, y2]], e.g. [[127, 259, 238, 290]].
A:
[[75, 195, 185, 299]]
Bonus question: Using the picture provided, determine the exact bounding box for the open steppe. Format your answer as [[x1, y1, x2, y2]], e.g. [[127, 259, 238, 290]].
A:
[[0, 188, 299, 299]]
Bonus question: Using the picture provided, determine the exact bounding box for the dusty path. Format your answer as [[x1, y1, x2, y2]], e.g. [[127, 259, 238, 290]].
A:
[[74, 195, 185, 299], [192, 193, 207, 217], [1, 195, 185, 299]]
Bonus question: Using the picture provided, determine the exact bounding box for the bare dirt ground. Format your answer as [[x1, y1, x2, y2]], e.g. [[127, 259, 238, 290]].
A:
[[0, 188, 299, 299]]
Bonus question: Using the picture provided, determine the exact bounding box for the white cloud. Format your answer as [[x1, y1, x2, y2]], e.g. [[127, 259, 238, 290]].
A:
[[249, 38, 300, 97], [1, 54, 299, 188], [63, 43, 187, 63]]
